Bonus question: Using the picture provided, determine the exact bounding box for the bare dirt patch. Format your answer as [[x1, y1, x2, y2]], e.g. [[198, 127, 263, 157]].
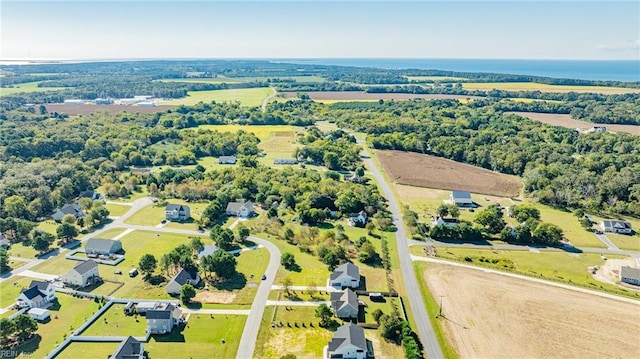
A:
[[44, 104, 175, 115], [509, 112, 640, 136], [423, 264, 640, 359], [194, 290, 236, 304], [593, 258, 640, 291], [377, 150, 522, 197], [282, 91, 480, 101]]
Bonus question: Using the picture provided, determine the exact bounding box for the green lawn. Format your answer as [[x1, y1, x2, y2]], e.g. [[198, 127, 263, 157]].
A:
[[37, 220, 60, 236], [412, 246, 637, 298], [81, 304, 147, 336], [0, 81, 68, 95], [14, 294, 100, 359], [536, 205, 606, 248], [96, 185, 148, 203], [55, 342, 119, 359], [607, 233, 640, 251], [360, 296, 401, 324], [159, 87, 274, 107], [96, 228, 127, 239], [145, 314, 245, 359], [30, 254, 81, 276], [124, 199, 208, 230], [7, 241, 40, 259], [0, 276, 34, 307], [105, 203, 131, 217]]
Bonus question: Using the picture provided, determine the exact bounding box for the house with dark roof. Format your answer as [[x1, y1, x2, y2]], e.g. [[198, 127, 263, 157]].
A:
[[16, 280, 57, 309], [600, 220, 633, 235], [225, 200, 254, 218], [218, 155, 237, 164], [65, 260, 100, 287], [166, 268, 201, 295], [432, 216, 457, 227], [620, 266, 640, 286], [146, 303, 183, 334], [329, 262, 361, 289], [52, 203, 84, 222], [330, 288, 359, 319], [165, 204, 190, 222], [78, 190, 103, 201], [450, 190, 473, 206], [348, 211, 368, 228], [197, 245, 220, 259], [109, 336, 144, 359], [326, 322, 369, 359], [85, 238, 123, 255]]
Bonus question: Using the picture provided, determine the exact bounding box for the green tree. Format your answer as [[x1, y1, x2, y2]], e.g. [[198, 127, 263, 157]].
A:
[[436, 204, 449, 218], [282, 276, 292, 294], [379, 312, 403, 343], [210, 250, 237, 279], [281, 252, 296, 270], [61, 214, 77, 224], [189, 237, 204, 254], [13, 314, 37, 341], [78, 197, 93, 213], [323, 152, 340, 170], [138, 254, 158, 279], [0, 249, 10, 273], [56, 222, 78, 243], [532, 222, 564, 246], [509, 205, 540, 222], [0, 317, 15, 343], [579, 217, 593, 230], [4, 195, 27, 219], [315, 303, 333, 327], [180, 284, 196, 304], [31, 229, 55, 253], [237, 225, 250, 242], [474, 205, 506, 234], [284, 228, 295, 242], [372, 308, 384, 323]]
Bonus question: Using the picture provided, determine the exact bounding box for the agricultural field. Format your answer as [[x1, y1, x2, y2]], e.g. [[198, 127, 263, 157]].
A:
[[461, 82, 640, 94], [377, 150, 522, 198], [159, 87, 274, 107], [0, 81, 68, 95], [144, 314, 246, 358], [195, 124, 300, 140], [509, 112, 640, 136], [418, 263, 640, 359], [55, 342, 119, 359], [281, 91, 480, 102], [44, 104, 175, 115]]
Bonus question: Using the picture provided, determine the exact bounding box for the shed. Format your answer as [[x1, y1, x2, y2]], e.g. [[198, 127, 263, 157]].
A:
[[27, 307, 50, 321]]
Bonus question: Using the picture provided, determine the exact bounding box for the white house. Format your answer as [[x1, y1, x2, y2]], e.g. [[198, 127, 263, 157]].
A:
[[27, 308, 50, 322], [329, 262, 361, 289], [65, 260, 100, 287], [348, 211, 367, 227], [600, 220, 633, 235], [146, 303, 182, 334], [165, 204, 191, 222], [330, 289, 359, 319], [225, 201, 254, 218], [218, 155, 237, 164], [450, 190, 473, 206], [16, 280, 57, 309], [431, 216, 457, 227], [620, 266, 640, 286], [109, 336, 144, 359], [166, 268, 201, 295], [85, 238, 123, 255], [326, 322, 368, 359]]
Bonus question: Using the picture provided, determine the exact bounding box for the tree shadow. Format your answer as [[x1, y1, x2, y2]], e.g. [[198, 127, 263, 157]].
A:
[[285, 263, 302, 272], [151, 323, 186, 342], [185, 302, 202, 310], [147, 275, 167, 285], [317, 222, 335, 230], [210, 272, 247, 291], [9, 334, 41, 356]]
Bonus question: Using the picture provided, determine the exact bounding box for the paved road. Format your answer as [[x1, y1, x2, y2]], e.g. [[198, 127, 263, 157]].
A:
[[411, 255, 640, 306], [261, 86, 277, 112], [360, 145, 444, 359], [594, 233, 619, 251], [236, 235, 281, 359]]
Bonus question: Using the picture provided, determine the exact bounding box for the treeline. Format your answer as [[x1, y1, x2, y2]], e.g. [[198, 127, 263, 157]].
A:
[[330, 100, 640, 217], [296, 128, 361, 170]]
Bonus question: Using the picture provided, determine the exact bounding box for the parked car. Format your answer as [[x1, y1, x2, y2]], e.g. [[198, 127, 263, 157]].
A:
[[114, 270, 122, 275], [261, 274, 267, 280]]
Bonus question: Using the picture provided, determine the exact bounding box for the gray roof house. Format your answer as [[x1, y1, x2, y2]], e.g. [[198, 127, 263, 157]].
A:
[[218, 155, 237, 164], [329, 262, 361, 289], [16, 280, 57, 309], [165, 204, 190, 222], [166, 268, 201, 295], [226, 200, 254, 218], [348, 211, 367, 227], [326, 322, 368, 359], [78, 190, 103, 201], [65, 260, 100, 287], [52, 203, 84, 222], [450, 190, 473, 206], [146, 303, 182, 334], [0, 235, 9, 249], [330, 288, 359, 319], [620, 266, 640, 286], [197, 245, 220, 259], [85, 238, 123, 255], [600, 220, 633, 234], [109, 336, 144, 359]]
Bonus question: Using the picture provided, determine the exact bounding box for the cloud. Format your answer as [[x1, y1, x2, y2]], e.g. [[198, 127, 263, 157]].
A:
[[597, 39, 640, 51]]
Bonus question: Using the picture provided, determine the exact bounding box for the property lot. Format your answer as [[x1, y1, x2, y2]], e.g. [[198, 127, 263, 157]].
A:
[[282, 91, 480, 102], [377, 150, 522, 197], [55, 342, 119, 359], [81, 304, 147, 337], [462, 82, 640, 94], [159, 87, 274, 107], [420, 263, 640, 359], [508, 112, 640, 136], [104, 203, 130, 217]]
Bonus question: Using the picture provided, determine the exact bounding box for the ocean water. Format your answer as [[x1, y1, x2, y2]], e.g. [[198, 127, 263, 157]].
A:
[[280, 58, 640, 82]]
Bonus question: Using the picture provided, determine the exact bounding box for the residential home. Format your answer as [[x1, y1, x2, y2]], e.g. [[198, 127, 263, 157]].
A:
[[329, 262, 361, 289], [166, 268, 201, 295], [197, 245, 220, 259], [16, 280, 57, 309], [136, 301, 159, 314], [85, 238, 123, 255], [600, 220, 633, 235], [65, 260, 100, 287], [344, 174, 364, 183], [52, 203, 84, 222], [78, 190, 103, 201], [620, 266, 640, 286], [225, 200, 254, 218], [326, 322, 369, 359], [431, 216, 457, 227], [348, 211, 367, 227], [109, 336, 144, 359], [218, 155, 237, 164], [450, 190, 473, 206], [0, 234, 9, 249], [146, 303, 182, 334], [330, 289, 359, 319], [273, 158, 298, 165], [165, 204, 191, 222]]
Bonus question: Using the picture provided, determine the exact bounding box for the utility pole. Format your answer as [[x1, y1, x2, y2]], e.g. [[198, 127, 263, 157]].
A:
[[439, 295, 444, 318]]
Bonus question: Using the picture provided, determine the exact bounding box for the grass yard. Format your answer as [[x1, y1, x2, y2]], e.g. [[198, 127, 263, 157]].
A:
[[37, 220, 60, 236], [14, 294, 101, 359], [124, 199, 207, 230], [536, 204, 606, 248], [194, 124, 299, 140], [607, 233, 640, 251], [412, 246, 635, 297], [55, 342, 119, 359], [96, 185, 148, 203], [105, 203, 131, 217], [144, 314, 246, 358], [7, 241, 40, 259], [462, 82, 639, 93], [159, 87, 274, 107], [30, 254, 81, 276], [359, 296, 401, 324], [0, 81, 68, 95], [95, 228, 127, 239], [3, 259, 28, 274], [81, 304, 147, 336], [0, 276, 34, 307]]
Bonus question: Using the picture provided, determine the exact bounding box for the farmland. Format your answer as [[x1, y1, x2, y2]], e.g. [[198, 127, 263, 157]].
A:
[[377, 150, 522, 197], [195, 124, 299, 140], [44, 104, 175, 115], [419, 263, 640, 359], [0, 81, 68, 95], [508, 112, 640, 136], [159, 75, 325, 84], [159, 87, 274, 106], [461, 82, 640, 94], [281, 91, 480, 102]]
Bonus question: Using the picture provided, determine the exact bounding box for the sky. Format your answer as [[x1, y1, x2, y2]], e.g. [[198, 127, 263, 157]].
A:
[[1, 1, 639, 60]]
